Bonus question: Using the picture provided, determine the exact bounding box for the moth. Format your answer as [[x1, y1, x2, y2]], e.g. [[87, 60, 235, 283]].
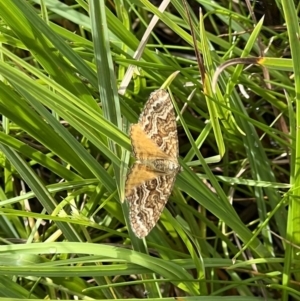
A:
[[125, 89, 180, 238]]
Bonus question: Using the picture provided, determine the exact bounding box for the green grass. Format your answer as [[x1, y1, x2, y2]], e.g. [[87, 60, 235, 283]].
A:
[[0, 0, 299, 300]]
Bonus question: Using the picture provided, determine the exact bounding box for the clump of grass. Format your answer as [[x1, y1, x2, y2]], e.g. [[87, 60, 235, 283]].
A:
[[0, 0, 298, 300]]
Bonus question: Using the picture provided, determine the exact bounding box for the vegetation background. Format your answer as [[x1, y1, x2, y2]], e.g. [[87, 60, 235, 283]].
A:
[[0, 0, 299, 300]]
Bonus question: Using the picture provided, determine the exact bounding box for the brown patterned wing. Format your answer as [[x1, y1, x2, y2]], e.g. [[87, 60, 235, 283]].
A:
[[125, 162, 177, 238], [129, 123, 170, 161], [137, 89, 179, 159], [125, 162, 159, 198]]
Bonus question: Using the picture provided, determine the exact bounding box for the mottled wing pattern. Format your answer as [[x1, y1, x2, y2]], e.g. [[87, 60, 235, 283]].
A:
[[125, 163, 176, 238], [137, 89, 179, 159], [130, 123, 169, 162], [125, 89, 180, 238], [125, 163, 160, 197]]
